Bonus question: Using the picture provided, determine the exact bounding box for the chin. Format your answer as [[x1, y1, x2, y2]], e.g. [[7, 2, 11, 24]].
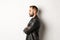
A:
[[30, 15, 34, 17]]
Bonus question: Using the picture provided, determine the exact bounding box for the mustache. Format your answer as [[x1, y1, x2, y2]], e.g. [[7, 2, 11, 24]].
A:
[[29, 13, 34, 17]]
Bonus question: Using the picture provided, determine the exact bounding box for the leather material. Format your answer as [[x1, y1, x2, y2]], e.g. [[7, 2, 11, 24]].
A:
[[23, 15, 40, 40]]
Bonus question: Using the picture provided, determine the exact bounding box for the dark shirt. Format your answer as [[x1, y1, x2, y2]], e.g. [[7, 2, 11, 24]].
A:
[[23, 15, 40, 40]]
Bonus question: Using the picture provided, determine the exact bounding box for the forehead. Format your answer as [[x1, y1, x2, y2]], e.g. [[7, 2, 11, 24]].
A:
[[29, 7, 33, 10]]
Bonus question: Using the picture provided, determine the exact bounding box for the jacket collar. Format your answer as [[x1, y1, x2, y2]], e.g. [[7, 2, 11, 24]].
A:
[[32, 15, 38, 19]]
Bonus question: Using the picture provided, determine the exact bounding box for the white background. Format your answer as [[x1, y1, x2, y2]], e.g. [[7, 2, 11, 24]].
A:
[[0, 0, 60, 40]]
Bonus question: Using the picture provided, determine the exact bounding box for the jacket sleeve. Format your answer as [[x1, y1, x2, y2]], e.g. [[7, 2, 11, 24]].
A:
[[23, 19, 39, 35]]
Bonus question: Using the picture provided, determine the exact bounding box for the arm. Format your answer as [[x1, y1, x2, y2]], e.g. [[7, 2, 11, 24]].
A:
[[23, 19, 39, 35]]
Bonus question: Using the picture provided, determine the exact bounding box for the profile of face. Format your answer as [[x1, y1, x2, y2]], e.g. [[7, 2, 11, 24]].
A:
[[29, 7, 34, 17]]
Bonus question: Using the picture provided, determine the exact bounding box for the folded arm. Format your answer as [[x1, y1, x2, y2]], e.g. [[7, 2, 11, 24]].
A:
[[23, 19, 39, 35]]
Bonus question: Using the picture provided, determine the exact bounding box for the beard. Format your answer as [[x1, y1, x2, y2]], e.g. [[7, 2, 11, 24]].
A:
[[29, 13, 34, 17]]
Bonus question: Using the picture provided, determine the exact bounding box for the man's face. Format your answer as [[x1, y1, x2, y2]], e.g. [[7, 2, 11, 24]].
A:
[[29, 7, 34, 17]]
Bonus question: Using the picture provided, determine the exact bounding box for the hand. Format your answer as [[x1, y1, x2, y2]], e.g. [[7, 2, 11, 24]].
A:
[[24, 27, 30, 31]]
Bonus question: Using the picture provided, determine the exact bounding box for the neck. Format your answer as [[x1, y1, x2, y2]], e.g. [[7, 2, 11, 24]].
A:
[[32, 14, 37, 18]]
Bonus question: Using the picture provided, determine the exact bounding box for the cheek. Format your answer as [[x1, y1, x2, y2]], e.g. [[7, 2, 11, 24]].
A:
[[29, 11, 33, 14]]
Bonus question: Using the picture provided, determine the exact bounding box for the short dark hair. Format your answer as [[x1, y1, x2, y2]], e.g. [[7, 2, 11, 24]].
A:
[[30, 5, 38, 13]]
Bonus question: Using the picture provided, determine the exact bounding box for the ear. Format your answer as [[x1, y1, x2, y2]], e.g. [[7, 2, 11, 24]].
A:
[[34, 11, 37, 15]]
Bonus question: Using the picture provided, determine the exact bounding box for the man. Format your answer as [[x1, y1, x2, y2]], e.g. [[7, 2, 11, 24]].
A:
[[23, 5, 40, 40]]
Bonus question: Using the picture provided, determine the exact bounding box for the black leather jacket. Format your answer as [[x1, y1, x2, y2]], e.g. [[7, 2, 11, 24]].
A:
[[23, 15, 40, 40]]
